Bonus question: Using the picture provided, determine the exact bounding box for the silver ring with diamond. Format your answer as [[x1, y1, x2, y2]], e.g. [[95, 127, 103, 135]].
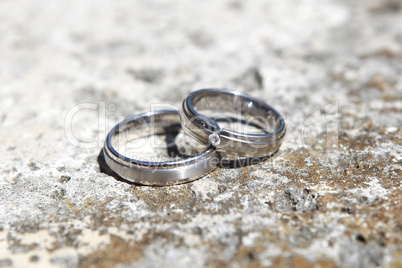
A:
[[181, 88, 286, 159]]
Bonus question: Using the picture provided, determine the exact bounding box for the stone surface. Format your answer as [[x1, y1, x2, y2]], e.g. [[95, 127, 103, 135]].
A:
[[0, 0, 401, 267]]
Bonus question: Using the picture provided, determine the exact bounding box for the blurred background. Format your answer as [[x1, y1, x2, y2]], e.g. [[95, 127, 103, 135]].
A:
[[1, 0, 401, 156]]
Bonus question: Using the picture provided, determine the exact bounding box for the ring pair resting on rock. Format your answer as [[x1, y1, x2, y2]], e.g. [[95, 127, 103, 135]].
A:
[[103, 88, 286, 186]]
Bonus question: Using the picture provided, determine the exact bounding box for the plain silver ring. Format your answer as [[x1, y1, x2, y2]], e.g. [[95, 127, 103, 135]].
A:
[[103, 110, 219, 186], [181, 88, 286, 158]]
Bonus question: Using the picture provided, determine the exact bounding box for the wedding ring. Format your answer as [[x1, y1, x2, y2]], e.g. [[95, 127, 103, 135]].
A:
[[103, 110, 219, 186], [181, 88, 286, 158]]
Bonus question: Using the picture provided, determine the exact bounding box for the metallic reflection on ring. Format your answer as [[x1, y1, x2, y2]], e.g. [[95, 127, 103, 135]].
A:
[[103, 110, 220, 186], [181, 88, 286, 159]]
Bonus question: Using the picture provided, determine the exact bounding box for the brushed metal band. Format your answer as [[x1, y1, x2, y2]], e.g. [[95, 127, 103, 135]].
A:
[[103, 110, 219, 186], [181, 88, 286, 158]]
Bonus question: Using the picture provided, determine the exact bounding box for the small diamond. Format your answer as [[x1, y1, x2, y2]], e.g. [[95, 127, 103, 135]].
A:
[[208, 133, 221, 146]]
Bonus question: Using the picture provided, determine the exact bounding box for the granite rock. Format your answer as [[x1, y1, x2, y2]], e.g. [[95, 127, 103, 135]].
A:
[[0, 0, 401, 267]]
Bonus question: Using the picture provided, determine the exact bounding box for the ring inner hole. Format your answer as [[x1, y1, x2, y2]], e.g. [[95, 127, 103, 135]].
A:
[[110, 113, 206, 161], [192, 93, 281, 134]]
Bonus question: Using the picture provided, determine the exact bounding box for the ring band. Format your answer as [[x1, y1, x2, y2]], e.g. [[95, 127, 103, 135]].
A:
[[103, 110, 219, 186], [181, 88, 286, 158]]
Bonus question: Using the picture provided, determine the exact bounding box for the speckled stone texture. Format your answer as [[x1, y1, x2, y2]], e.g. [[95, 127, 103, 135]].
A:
[[1, 0, 401, 267]]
